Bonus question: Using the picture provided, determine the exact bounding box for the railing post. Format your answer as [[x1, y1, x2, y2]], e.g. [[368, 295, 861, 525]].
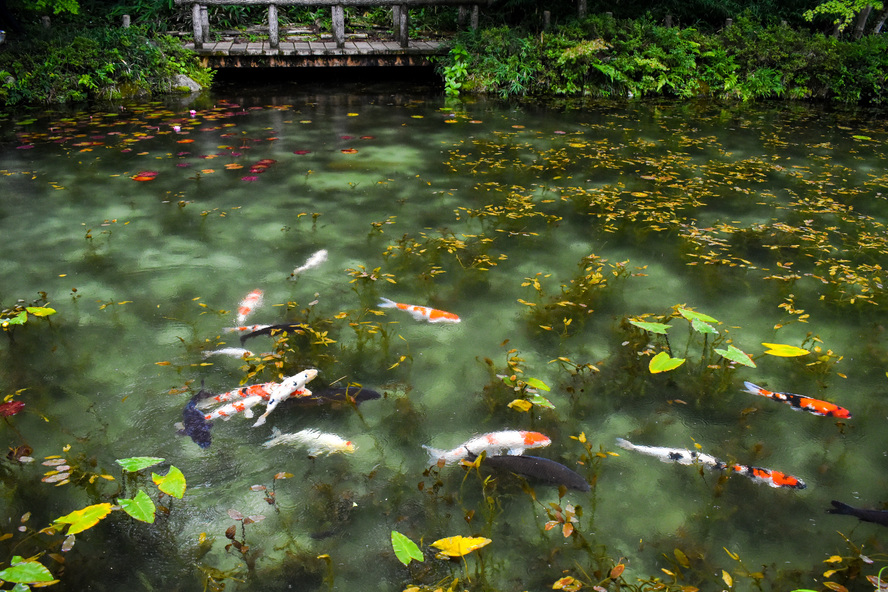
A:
[[332, 4, 345, 48], [122, 14, 131, 27], [457, 5, 467, 27], [268, 4, 279, 48], [577, 0, 586, 19], [200, 5, 209, 42], [392, 5, 400, 37], [470, 4, 478, 29], [192, 3, 203, 49], [397, 3, 408, 47]]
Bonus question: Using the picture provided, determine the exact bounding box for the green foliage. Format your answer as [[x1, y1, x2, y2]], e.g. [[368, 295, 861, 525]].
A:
[[116, 456, 165, 472], [118, 490, 157, 523], [803, 0, 883, 31], [0, 26, 212, 108], [391, 531, 424, 566], [443, 14, 888, 104], [0, 557, 56, 584]]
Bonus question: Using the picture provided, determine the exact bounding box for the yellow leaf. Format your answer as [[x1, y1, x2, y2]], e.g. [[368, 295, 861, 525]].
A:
[[761, 342, 810, 357], [823, 570, 837, 578], [508, 399, 533, 412], [431, 535, 491, 558], [824, 555, 844, 563], [722, 570, 733, 588], [723, 547, 740, 561]]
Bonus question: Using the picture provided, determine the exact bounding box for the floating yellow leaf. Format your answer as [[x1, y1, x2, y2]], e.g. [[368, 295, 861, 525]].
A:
[[721, 570, 733, 588], [761, 342, 810, 357], [430, 535, 491, 559], [53, 503, 113, 535], [508, 399, 533, 412]]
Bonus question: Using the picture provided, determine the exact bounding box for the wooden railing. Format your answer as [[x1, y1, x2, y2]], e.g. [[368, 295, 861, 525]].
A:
[[174, 0, 489, 49]]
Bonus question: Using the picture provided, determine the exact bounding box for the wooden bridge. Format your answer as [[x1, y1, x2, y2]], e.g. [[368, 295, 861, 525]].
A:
[[175, 0, 486, 67]]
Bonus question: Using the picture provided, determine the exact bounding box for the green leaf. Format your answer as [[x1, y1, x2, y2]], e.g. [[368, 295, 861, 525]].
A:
[[391, 531, 424, 566], [677, 308, 718, 323], [116, 457, 165, 472], [501, 375, 516, 387], [0, 558, 55, 584], [649, 351, 685, 373], [152, 465, 186, 498], [761, 342, 810, 357], [629, 320, 671, 334], [25, 306, 56, 317], [118, 489, 156, 523], [5, 311, 28, 326], [54, 503, 114, 535], [715, 345, 756, 368], [690, 318, 718, 335], [525, 377, 550, 391], [528, 393, 556, 409]]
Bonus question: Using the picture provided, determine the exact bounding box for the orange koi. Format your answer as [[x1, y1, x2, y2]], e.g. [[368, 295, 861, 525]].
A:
[[743, 381, 852, 419], [378, 297, 460, 324], [727, 463, 806, 490], [423, 430, 550, 465], [236, 289, 264, 324]]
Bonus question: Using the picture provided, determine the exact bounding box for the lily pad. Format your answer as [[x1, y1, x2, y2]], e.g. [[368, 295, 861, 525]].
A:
[[391, 531, 424, 566], [649, 351, 686, 373]]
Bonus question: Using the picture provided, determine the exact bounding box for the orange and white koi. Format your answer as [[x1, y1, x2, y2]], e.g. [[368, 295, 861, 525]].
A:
[[262, 427, 355, 456], [202, 347, 254, 359], [378, 297, 460, 324], [290, 249, 328, 277], [616, 437, 806, 490], [201, 369, 318, 426], [743, 381, 852, 419], [236, 289, 264, 324], [423, 430, 551, 465], [225, 324, 272, 334], [725, 463, 806, 490]]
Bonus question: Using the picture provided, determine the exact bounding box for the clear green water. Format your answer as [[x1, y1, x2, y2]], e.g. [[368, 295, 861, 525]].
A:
[[2, 85, 887, 591]]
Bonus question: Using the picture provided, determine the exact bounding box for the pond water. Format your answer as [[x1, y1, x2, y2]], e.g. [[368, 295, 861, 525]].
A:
[[1, 81, 887, 592]]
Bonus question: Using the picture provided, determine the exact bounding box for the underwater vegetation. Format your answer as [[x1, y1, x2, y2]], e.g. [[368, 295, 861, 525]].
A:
[[1, 95, 888, 592]]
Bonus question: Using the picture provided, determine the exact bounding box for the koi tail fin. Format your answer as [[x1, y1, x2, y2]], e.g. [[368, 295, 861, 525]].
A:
[[378, 297, 397, 309], [422, 444, 447, 463], [742, 381, 763, 395], [262, 427, 284, 448], [615, 437, 634, 451]]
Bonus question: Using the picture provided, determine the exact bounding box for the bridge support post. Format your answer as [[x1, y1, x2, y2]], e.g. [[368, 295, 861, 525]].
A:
[[268, 4, 279, 48], [200, 5, 209, 42], [332, 4, 345, 48], [397, 3, 408, 47], [191, 3, 204, 48]]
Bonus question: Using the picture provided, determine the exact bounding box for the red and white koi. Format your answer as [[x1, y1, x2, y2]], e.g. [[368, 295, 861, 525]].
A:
[[378, 297, 460, 324], [263, 427, 355, 456], [225, 324, 272, 334], [616, 437, 806, 490], [236, 289, 264, 325], [290, 249, 328, 277], [201, 369, 318, 426], [743, 381, 852, 418], [423, 430, 551, 465]]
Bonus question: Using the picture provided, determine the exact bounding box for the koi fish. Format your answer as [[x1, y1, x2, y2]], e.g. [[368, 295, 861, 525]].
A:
[[615, 438, 723, 468], [378, 297, 460, 324], [201, 369, 318, 426], [423, 430, 550, 465], [290, 249, 328, 277], [616, 437, 806, 490], [263, 427, 355, 456], [176, 390, 214, 448], [202, 347, 254, 359], [225, 324, 272, 334], [742, 381, 852, 418], [285, 385, 382, 408], [466, 452, 590, 492], [827, 500, 888, 527], [236, 289, 264, 324], [726, 463, 806, 490], [239, 323, 309, 345]]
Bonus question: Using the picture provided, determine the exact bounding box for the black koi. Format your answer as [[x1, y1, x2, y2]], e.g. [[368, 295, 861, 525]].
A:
[[239, 323, 310, 345], [467, 452, 590, 492], [179, 389, 213, 448], [827, 500, 888, 527]]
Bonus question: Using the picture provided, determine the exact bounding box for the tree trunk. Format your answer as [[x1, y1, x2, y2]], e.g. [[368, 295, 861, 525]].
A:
[[871, 5, 888, 33], [853, 4, 873, 39]]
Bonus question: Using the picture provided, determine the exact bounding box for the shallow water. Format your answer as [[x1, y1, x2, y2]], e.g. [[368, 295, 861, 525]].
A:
[[1, 84, 887, 591]]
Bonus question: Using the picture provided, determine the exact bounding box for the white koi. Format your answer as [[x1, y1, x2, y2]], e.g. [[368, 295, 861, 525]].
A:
[[202, 347, 254, 359], [290, 249, 328, 277], [252, 368, 319, 427], [615, 438, 723, 467], [423, 430, 551, 465], [263, 427, 355, 456], [378, 297, 460, 324], [200, 369, 318, 426]]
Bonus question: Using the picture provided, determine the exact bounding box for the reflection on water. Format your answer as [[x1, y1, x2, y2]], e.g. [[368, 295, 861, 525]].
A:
[[1, 85, 887, 591]]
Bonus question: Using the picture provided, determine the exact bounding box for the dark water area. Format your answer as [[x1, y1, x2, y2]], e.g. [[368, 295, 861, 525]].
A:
[[1, 84, 887, 591]]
